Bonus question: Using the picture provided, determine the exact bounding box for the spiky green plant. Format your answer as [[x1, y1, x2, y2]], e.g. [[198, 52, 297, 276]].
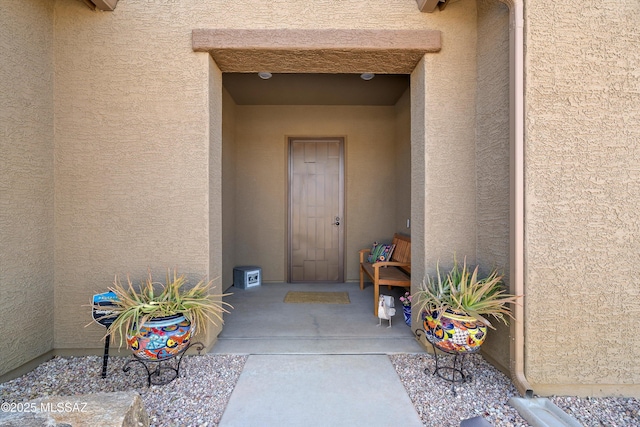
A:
[[99, 269, 233, 347], [414, 257, 520, 329]]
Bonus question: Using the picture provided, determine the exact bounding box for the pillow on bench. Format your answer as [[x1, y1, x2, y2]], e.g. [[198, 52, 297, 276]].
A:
[[367, 242, 396, 263]]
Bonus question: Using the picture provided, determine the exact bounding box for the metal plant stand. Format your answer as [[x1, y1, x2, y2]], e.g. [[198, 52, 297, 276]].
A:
[[414, 329, 473, 395], [123, 341, 204, 387], [429, 341, 472, 383]]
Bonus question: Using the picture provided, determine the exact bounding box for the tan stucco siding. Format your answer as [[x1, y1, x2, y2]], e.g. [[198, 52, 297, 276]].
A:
[[2, 0, 638, 396], [422, 0, 478, 270], [5, 0, 489, 368], [395, 89, 412, 236], [47, 0, 474, 351], [192, 0, 440, 30], [53, 0, 212, 348], [475, 0, 511, 372], [222, 89, 237, 291], [410, 58, 428, 301], [525, 0, 640, 393], [232, 105, 398, 283], [409, 0, 480, 336], [0, 0, 55, 376], [207, 56, 224, 342]]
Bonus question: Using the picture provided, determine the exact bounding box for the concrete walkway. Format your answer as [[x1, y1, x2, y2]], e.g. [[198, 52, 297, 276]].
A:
[[219, 354, 423, 427], [212, 283, 426, 427]]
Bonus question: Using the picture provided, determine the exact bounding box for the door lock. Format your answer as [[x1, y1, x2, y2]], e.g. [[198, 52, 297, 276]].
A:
[[334, 216, 341, 226]]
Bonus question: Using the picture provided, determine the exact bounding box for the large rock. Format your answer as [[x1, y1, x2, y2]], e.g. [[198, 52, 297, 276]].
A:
[[0, 391, 149, 427]]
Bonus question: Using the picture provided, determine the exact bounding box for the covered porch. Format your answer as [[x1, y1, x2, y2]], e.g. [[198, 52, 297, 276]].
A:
[[210, 282, 423, 354]]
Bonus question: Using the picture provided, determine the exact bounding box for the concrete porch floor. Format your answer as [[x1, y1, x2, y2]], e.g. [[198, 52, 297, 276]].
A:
[[210, 281, 424, 354], [211, 282, 426, 427]]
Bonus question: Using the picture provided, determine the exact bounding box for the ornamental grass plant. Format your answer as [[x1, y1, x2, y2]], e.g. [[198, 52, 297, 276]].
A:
[[101, 269, 232, 347], [414, 257, 520, 329]]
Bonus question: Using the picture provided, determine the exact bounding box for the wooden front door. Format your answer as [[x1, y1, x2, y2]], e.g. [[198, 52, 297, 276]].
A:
[[289, 137, 344, 282]]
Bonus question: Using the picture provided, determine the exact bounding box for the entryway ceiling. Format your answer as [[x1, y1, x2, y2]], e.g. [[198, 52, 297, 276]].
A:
[[223, 73, 410, 106], [196, 28, 438, 105]]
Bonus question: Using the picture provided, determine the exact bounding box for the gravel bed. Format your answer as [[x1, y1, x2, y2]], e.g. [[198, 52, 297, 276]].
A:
[[0, 354, 247, 427], [550, 395, 640, 427], [2, 353, 638, 427], [390, 353, 640, 427], [391, 353, 527, 426]]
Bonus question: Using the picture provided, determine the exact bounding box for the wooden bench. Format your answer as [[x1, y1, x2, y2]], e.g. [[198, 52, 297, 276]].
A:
[[359, 233, 411, 316]]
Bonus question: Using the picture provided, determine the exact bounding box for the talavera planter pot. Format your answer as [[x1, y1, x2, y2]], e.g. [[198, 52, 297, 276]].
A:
[[422, 310, 487, 353], [402, 305, 412, 326], [126, 314, 194, 360]]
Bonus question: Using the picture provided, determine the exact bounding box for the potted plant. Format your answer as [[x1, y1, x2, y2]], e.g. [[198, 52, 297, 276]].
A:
[[399, 291, 412, 326], [101, 269, 232, 360], [413, 257, 520, 353]]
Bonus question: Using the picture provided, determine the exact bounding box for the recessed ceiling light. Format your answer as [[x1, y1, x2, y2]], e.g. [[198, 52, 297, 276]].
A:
[[258, 72, 273, 80], [360, 73, 375, 81]]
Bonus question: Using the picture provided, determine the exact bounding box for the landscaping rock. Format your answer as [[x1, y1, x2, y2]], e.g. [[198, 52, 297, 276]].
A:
[[0, 391, 149, 427]]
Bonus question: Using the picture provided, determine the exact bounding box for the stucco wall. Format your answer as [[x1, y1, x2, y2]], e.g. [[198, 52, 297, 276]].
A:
[[44, 0, 474, 351], [5, 0, 638, 396], [395, 89, 412, 236], [525, 0, 640, 395], [8, 0, 484, 358], [0, 0, 55, 377], [53, 0, 212, 349], [406, 1, 480, 342], [233, 105, 398, 282], [421, 0, 478, 271], [475, 0, 511, 372], [222, 88, 237, 291], [410, 58, 428, 317], [206, 56, 225, 342]]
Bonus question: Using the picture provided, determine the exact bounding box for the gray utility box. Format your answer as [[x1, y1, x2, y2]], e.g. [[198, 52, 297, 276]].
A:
[[233, 266, 262, 289]]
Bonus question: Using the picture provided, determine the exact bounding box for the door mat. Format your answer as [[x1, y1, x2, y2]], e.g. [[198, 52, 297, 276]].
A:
[[284, 291, 350, 304]]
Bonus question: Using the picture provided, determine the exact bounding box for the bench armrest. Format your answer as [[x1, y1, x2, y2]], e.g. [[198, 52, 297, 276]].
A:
[[372, 261, 411, 269], [359, 248, 371, 263]]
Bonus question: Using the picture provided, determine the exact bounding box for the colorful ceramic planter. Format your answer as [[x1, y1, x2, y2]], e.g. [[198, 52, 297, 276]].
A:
[[126, 314, 194, 360], [422, 310, 487, 353], [402, 305, 412, 326]]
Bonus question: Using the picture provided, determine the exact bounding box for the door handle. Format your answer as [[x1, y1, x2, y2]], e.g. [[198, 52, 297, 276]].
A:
[[334, 216, 341, 226]]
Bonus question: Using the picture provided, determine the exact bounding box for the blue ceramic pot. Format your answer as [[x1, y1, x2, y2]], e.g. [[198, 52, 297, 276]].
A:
[[402, 305, 411, 326]]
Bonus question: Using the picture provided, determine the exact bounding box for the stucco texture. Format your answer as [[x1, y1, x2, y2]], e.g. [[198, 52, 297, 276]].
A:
[[53, 0, 212, 348], [207, 56, 224, 341], [221, 88, 237, 292], [395, 89, 413, 235], [475, 0, 511, 372], [0, 0, 55, 377], [409, 0, 481, 345], [47, 0, 466, 352], [424, 1, 479, 268], [525, 0, 640, 394], [2, 0, 639, 397]]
